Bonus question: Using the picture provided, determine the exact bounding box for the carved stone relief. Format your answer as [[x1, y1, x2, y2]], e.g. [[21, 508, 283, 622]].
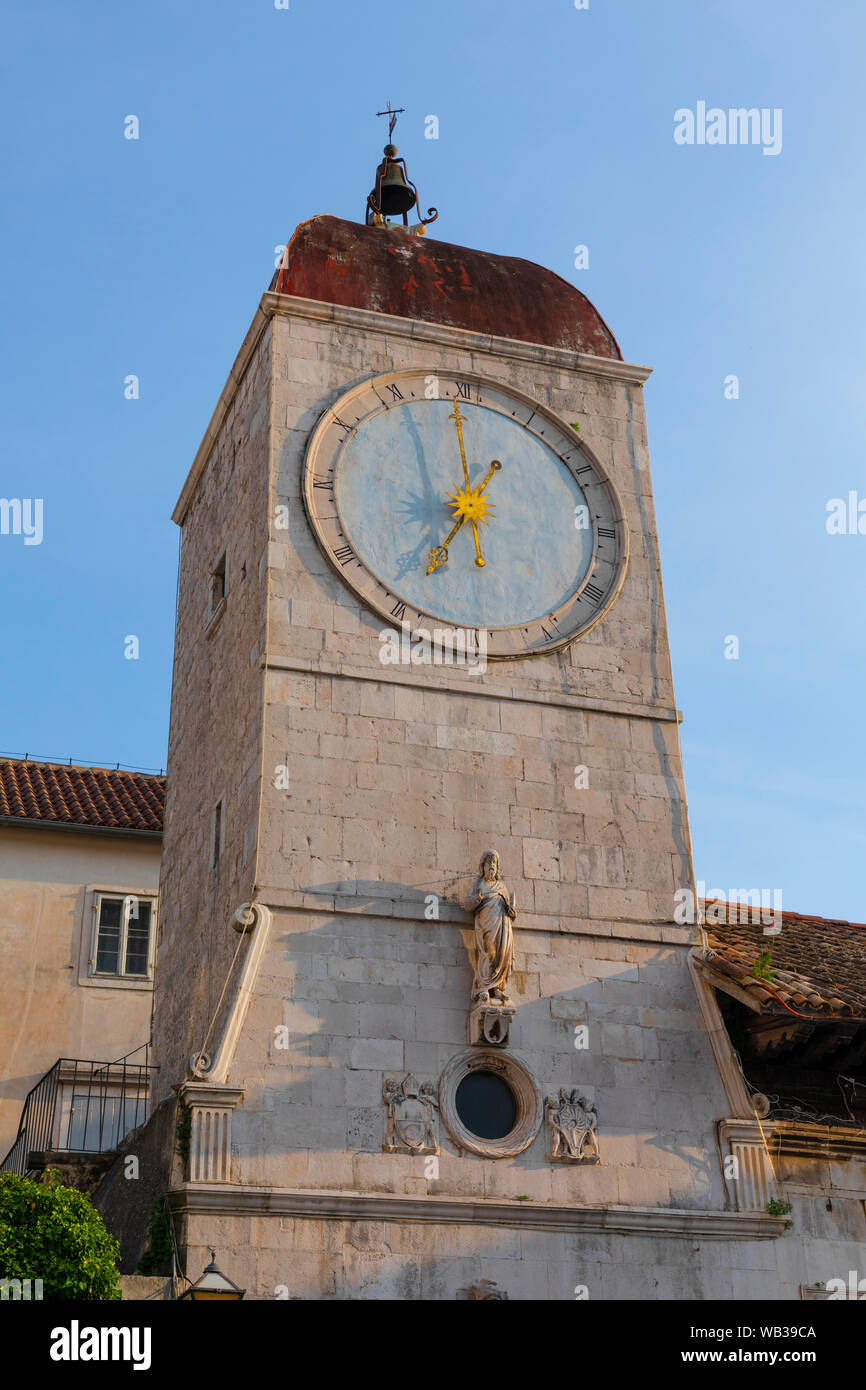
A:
[[546, 1089, 600, 1164], [383, 1074, 439, 1155], [458, 1280, 509, 1300], [469, 1001, 515, 1047]]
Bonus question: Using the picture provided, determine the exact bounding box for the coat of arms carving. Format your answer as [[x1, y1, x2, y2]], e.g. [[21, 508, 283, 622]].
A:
[[458, 1279, 509, 1300], [383, 1074, 439, 1155], [546, 1089, 600, 1163]]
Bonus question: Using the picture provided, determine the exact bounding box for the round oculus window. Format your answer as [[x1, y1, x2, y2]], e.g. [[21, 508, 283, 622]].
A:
[[454, 1070, 518, 1141], [439, 1049, 542, 1159]]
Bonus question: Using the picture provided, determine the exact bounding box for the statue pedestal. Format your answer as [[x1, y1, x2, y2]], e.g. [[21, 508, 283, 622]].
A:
[[469, 1002, 514, 1047]]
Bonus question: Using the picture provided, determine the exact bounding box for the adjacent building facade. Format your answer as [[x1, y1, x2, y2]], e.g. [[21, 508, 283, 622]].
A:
[[0, 760, 162, 1171]]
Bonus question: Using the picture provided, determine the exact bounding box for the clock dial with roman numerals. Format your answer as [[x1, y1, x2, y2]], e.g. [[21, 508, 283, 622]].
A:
[[302, 369, 628, 660]]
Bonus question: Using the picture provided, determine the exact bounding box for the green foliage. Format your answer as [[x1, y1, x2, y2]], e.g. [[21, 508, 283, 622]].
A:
[[137, 1200, 174, 1276], [0, 1170, 121, 1300], [751, 950, 776, 981], [175, 1104, 191, 1164], [766, 1197, 793, 1227], [766, 1197, 792, 1216]]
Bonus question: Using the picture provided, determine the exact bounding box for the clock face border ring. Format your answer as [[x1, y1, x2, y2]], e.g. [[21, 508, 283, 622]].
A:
[[301, 368, 630, 661]]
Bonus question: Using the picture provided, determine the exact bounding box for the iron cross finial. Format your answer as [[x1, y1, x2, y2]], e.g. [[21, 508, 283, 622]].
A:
[[376, 102, 405, 142]]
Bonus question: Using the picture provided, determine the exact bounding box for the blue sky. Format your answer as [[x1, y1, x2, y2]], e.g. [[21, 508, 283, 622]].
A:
[[1, 0, 864, 918]]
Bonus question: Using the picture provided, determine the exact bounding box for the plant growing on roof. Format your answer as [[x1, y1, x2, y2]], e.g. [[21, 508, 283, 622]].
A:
[[752, 949, 776, 982]]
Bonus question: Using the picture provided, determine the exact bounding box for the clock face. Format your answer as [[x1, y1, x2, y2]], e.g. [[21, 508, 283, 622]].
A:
[[302, 370, 628, 659]]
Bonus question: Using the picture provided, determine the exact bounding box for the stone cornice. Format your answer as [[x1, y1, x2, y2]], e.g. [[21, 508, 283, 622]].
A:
[[178, 1082, 245, 1109], [264, 656, 681, 725], [262, 291, 654, 384], [169, 1183, 787, 1240], [251, 885, 696, 945], [173, 292, 652, 524], [0, 816, 162, 842]]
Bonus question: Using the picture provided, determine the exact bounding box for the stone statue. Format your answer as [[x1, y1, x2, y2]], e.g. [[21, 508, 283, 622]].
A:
[[469, 850, 516, 1006], [463, 850, 517, 1047], [383, 1075, 438, 1155], [546, 1089, 600, 1163]]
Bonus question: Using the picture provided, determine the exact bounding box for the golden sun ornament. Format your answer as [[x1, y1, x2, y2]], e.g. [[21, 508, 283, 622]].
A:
[[425, 462, 502, 572], [447, 484, 496, 525]]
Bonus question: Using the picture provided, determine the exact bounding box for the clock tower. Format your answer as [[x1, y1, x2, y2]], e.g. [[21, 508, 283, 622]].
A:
[[137, 130, 786, 1300]]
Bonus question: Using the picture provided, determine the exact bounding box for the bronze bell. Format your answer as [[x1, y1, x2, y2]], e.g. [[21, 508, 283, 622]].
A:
[[365, 108, 438, 230], [375, 145, 417, 217]]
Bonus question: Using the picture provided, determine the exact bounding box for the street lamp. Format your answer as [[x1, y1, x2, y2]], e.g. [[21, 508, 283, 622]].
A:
[[180, 1251, 245, 1301]]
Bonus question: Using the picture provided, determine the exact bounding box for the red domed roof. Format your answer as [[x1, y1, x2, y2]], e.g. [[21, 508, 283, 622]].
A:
[[271, 215, 621, 360]]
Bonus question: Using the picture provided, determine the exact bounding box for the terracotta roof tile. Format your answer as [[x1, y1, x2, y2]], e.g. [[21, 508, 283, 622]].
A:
[[702, 900, 866, 1020], [0, 759, 164, 835]]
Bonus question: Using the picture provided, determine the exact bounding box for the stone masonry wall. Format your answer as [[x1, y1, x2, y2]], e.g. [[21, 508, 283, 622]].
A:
[[177, 1216, 789, 1301], [150, 320, 273, 1103], [230, 910, 729, 1208]]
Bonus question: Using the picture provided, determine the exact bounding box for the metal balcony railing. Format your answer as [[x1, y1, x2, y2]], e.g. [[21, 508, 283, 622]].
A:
[[0, 1046, 157, 1177]]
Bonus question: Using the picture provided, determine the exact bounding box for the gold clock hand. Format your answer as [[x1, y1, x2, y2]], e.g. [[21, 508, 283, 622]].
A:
[[449, 399, 471, 490], [470, 519, 485, 567], [425, 514, 466, 575], [475, 459, 502, 495], [467, 460, 501, 566]]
